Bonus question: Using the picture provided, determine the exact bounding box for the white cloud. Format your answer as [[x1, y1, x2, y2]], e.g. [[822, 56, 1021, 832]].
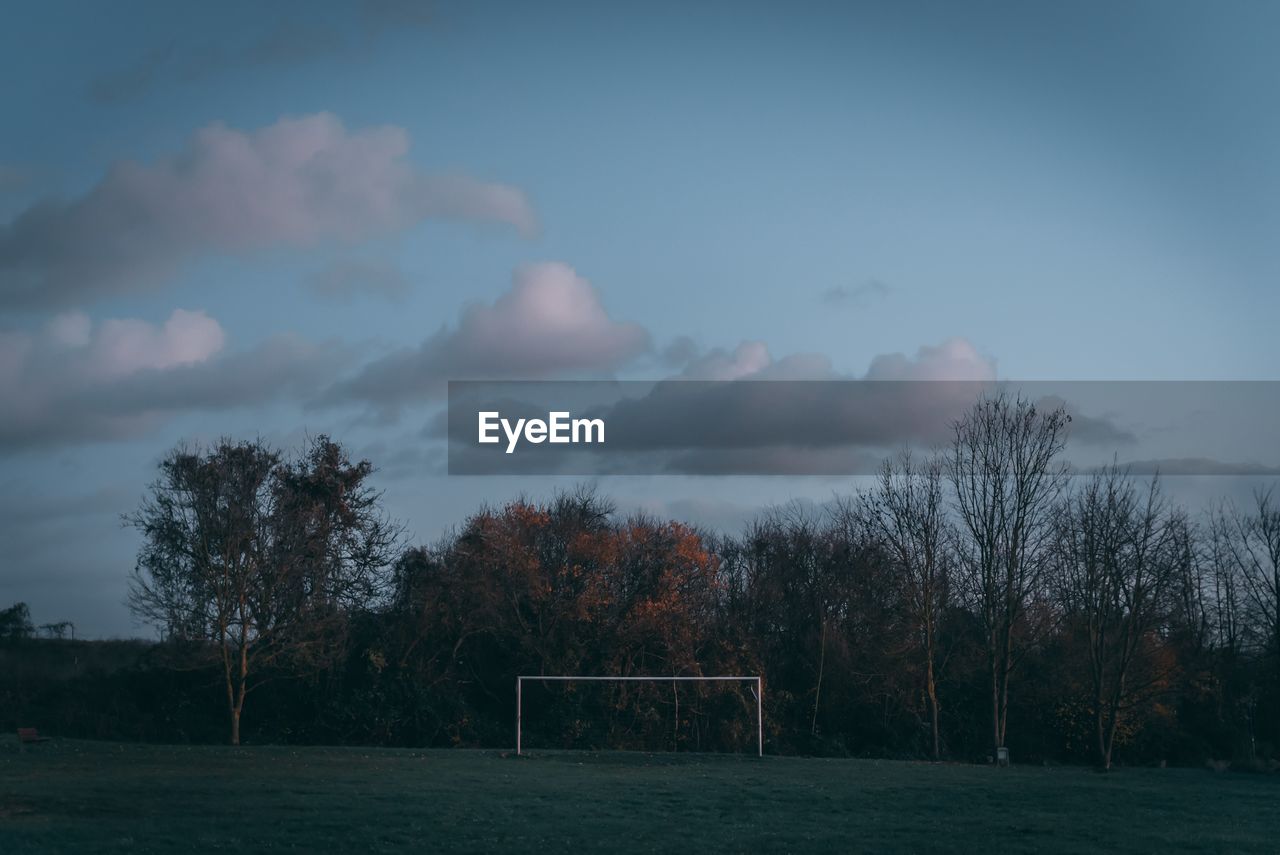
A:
[[675, 340, 838, 382], [89, 309, 226, 378], [324, 261, 651, 413], [678, 341, 774, 380], [863, 337, 995, 381]]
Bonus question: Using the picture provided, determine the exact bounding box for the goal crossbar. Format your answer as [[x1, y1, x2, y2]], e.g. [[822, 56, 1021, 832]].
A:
[[516, 675, 763, 756]]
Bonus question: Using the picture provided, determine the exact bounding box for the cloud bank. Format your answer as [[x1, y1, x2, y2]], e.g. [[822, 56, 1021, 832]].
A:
[[0, 310, 346, 452], [0, 113, 536, 308]]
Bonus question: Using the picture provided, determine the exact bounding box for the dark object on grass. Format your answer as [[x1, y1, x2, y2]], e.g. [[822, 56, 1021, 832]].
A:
[[18, 727, 50, 744]]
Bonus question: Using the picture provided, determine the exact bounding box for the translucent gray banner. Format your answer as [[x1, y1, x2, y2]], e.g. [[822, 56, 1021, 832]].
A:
[[446, 380, 1280, 476]]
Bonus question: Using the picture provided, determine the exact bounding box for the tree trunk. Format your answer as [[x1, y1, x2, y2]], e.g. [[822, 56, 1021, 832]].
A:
[[228, 635, 248, 746], [1095, 705, 1108, 771], [230, 674, 246, 746], [221, 638, 239, 746], [990, 645, 1001, 759], [811, 618, 826, 737], [926, 654, 940, 761], [997, 620, 1014, 749], [993, 624, 1013, 752]]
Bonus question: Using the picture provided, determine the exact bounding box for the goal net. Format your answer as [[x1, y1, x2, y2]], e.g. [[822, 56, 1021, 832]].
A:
[[515, 675, 763, 756]]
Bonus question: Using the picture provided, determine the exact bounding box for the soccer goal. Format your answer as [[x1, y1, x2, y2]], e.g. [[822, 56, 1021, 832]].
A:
[[515, 675, 763, 756]]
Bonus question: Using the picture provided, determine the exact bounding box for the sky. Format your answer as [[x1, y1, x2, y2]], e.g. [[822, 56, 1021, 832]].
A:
[[1, 0, 1278, 637]]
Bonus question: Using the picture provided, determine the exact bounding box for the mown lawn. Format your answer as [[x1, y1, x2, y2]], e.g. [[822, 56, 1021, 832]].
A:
[[1, 738, 1276, 853]]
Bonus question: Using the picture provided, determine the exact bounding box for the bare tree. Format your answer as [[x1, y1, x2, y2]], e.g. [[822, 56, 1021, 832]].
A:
[[1219, 487, 1280, 683], [128, 436, 399, 744], [1166, 513, 1209, 655], [39, 621, 75, 640], [1207, 504, 1245, 659], [948, 392, 1070, 759], [860, 450, 953, 760], [742, 504, 831, 739], [1054, 468, 1181, 769]]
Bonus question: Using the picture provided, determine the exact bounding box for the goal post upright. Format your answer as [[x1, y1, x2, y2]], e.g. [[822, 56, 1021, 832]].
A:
[[515, 675, 764, 757], [756, 676, 762, 758]]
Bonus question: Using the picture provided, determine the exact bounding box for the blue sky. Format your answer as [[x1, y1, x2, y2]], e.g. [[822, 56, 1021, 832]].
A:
[[1, 0, 1278, 636]]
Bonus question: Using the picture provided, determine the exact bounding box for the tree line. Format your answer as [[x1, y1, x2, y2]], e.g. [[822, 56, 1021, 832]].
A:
[[2, 393, 1276, 770]]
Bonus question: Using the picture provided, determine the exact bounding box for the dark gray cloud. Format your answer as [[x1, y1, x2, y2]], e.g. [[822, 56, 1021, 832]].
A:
[[0, 114, 535, 309], [595, 380, 982, 454], [1035, 394, 1136, 446], [659, 335, 699, 369], [821, 279, 891, 307], [656, 447, 886, 478], [1095, 458, 1280, 477], [321, 262, 651, 416], [304, 260, 412, 303]]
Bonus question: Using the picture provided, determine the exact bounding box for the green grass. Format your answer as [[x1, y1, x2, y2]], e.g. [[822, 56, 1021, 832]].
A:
[[2, 739, 1277, 853]]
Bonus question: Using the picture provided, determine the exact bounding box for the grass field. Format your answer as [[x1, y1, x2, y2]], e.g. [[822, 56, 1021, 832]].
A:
[[2, 738, 1277, 853]]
